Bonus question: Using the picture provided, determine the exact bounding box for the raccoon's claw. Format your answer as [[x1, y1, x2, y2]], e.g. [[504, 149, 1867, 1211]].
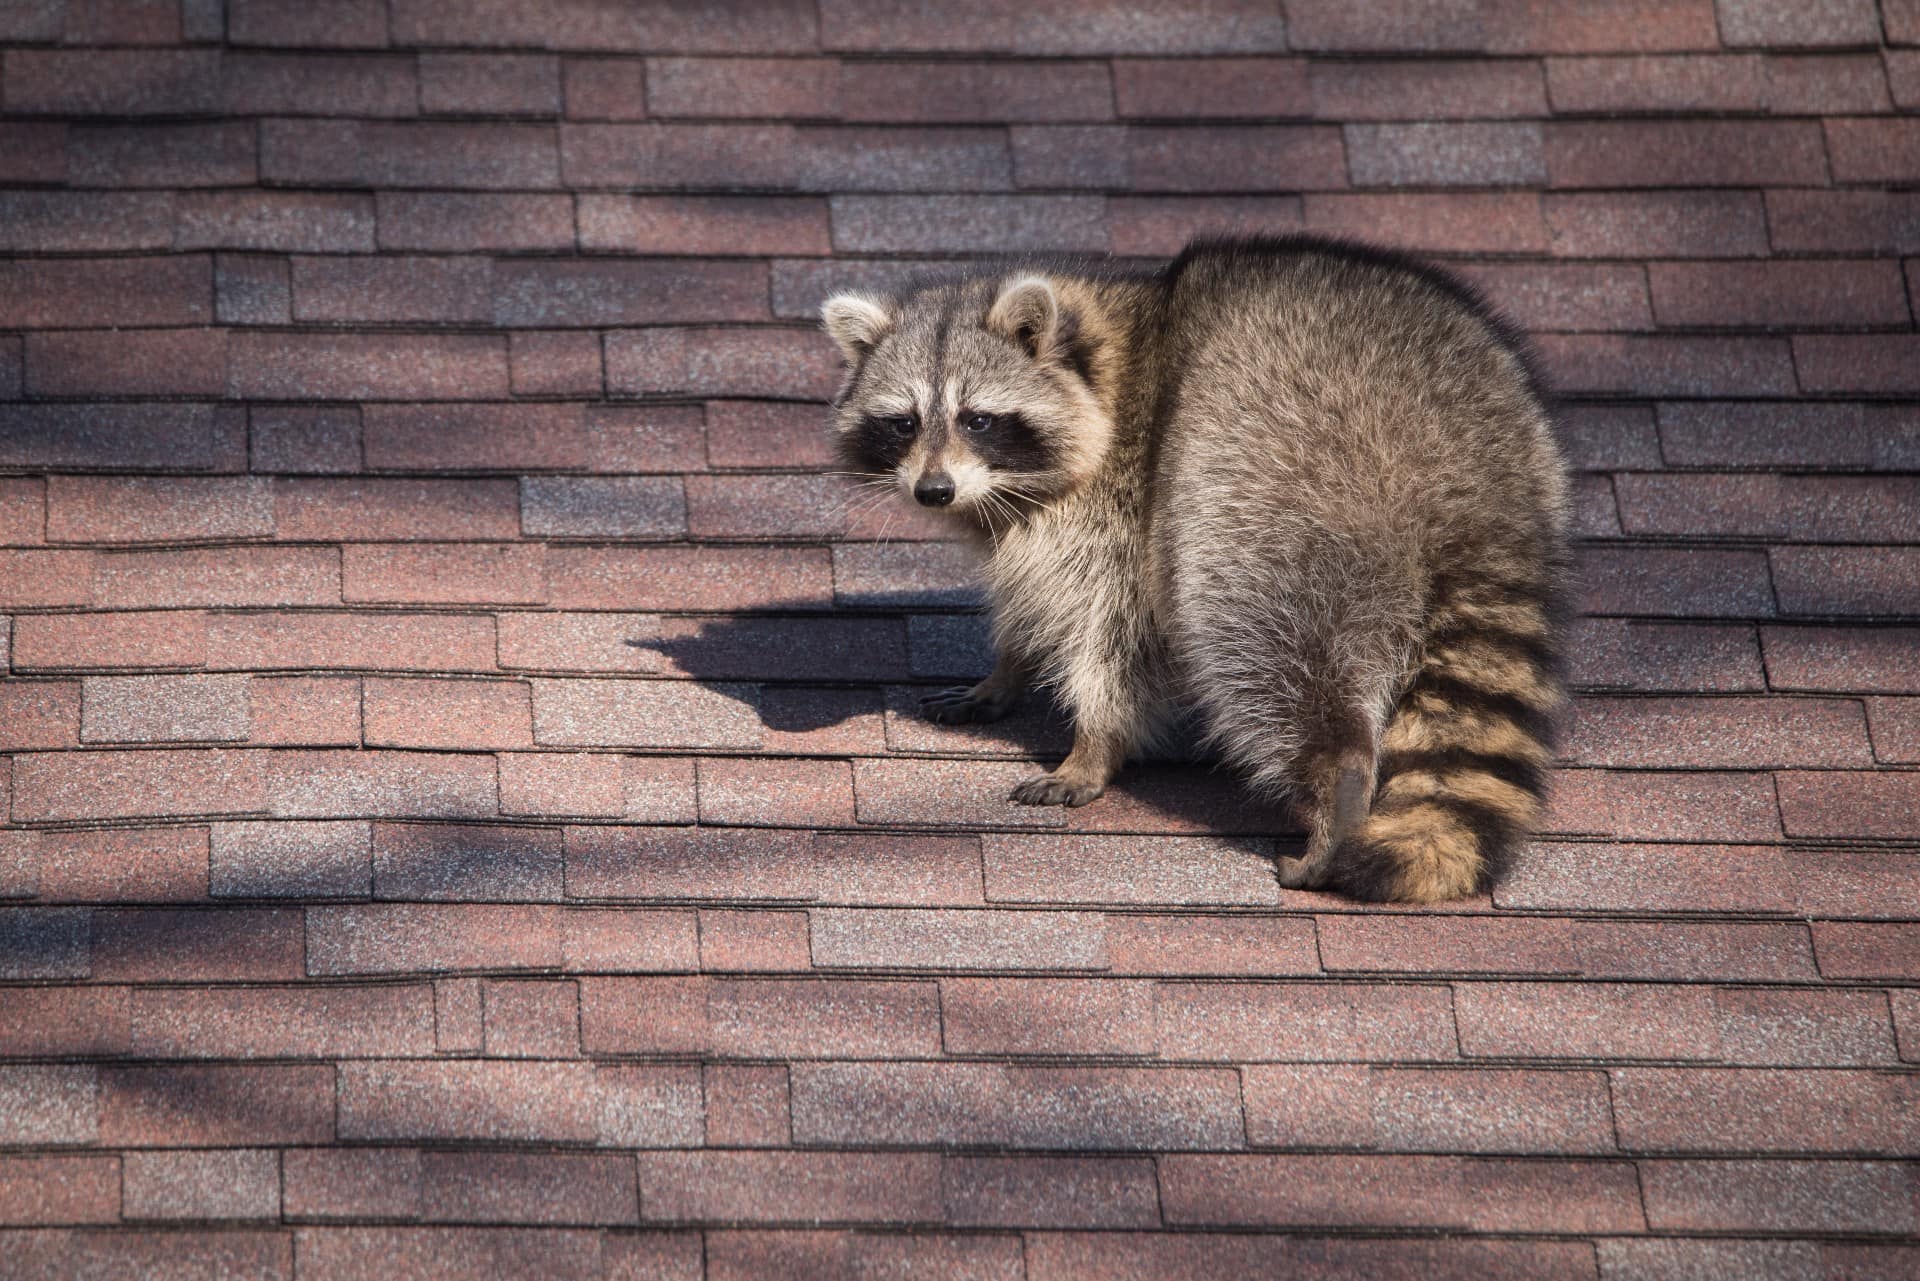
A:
[[921, 686, 1015, 725], [1011, 773, 1104, 807]]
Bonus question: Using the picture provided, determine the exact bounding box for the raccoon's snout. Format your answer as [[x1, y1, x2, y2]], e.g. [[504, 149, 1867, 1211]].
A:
[[914, 474, 956, 507]]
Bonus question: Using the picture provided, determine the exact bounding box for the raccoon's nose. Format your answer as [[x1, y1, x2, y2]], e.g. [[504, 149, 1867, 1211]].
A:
[[914, 475, 956, 507]]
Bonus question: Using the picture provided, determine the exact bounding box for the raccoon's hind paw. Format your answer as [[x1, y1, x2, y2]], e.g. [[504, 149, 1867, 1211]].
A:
[[1275, 849, 1333, 890], [921, 685, 1017, 725], [1011, 772, 1104, 807]]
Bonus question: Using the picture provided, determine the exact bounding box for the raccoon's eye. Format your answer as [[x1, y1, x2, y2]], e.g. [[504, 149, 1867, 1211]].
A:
[[883, 416, 916, 438], [963, 412, 996, 433]]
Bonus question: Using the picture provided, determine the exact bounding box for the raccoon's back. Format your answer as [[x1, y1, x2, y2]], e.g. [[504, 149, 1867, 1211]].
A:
[[1148, 236, 1567, 602]]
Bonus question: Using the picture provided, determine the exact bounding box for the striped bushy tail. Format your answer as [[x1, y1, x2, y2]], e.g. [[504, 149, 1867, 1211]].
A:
[[1330, 582, 1563, 904]]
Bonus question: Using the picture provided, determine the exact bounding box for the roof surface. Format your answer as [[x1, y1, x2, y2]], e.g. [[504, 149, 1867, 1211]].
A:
[[1, 1, 1918, 1277]]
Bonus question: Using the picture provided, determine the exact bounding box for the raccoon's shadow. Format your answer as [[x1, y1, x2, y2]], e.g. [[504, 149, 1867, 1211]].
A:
[[631, 599, 1066, 755], [634, 602, 1305, 843]]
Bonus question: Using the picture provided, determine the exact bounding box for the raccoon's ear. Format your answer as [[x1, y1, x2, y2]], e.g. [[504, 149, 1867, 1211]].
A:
[[986, 276, 1061, 360], [821, 293, 893, 363]]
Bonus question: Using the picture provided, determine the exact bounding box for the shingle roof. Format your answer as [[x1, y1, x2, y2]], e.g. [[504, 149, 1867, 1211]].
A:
[[1, 1, 1917, 1275]]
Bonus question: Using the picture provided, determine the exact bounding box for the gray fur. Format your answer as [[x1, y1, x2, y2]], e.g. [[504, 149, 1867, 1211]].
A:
[[823, 235, 1570, 903]]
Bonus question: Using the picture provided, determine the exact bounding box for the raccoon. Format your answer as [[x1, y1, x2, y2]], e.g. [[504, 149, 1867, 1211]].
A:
[[822, 235, 1569, 904]]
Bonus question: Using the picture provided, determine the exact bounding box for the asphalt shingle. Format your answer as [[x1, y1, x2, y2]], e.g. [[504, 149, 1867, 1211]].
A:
[[0, 6, 1914, 1268]]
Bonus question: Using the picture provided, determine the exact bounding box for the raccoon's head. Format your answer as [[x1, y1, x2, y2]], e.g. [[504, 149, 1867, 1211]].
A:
[[820, 273, 1114, 519]]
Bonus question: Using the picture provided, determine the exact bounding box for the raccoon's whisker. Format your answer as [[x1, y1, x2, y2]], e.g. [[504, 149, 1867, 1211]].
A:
[[832, 479, 893, 507], [853, 485, 912, 544], [986, 490, 1033, 533], [836, 493, 892, 529], [993, 478, 1055, 503], [982, 491, 1036, 527], [821, 475, 897, 502], [825, 478, 901, 520], [836, 483, 907, 533]]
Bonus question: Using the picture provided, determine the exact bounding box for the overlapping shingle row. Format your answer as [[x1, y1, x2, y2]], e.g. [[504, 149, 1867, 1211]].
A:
[[0, 0, 1916, 1276]]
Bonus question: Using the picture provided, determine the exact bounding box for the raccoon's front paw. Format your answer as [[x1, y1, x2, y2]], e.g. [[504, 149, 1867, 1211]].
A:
[[921, 685, 1016, 725], [1010, 772, 1104, 807]]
